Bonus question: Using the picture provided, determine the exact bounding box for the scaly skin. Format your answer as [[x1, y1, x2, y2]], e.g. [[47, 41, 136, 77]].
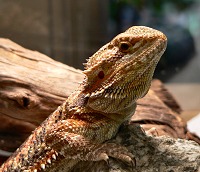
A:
[[0, 26, 167, 171]]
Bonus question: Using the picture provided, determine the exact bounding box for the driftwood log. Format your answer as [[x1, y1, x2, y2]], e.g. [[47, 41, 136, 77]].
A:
[[0, 38, 199, 171]]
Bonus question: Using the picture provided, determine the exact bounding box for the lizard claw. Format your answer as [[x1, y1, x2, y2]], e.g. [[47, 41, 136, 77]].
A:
[[106, 152, 136, 171], [131, 158, 137, 171], [94, 143, 135, 169]]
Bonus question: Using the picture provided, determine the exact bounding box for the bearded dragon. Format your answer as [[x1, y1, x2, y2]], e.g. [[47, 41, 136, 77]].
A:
[[0, 26, 167, 171]]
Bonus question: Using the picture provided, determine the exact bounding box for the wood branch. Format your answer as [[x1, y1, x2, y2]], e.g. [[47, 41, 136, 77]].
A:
[[151, 79, 182, 114], [73, 124, 200, 172], [0, 38, 83, 124], [0, 38, 199, 170]]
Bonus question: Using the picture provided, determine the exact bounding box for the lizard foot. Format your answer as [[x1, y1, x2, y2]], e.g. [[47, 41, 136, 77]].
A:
[[86, 142, 135, 168]]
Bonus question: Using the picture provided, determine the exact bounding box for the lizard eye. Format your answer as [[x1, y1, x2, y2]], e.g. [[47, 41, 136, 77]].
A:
[[98, 71, 104, 79], [119, 41, 132, 52]]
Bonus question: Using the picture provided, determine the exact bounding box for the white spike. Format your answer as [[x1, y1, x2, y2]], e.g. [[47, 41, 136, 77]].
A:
[[47, 158, 51, 164], [110, 94, 114, 99], [105, 93, 109, 98], [76, 109, 81, 113], [41, 163, 45, 170], [85, 93, 90, 97], [52, 154, 56, 160], [114, 93, 118, 99]]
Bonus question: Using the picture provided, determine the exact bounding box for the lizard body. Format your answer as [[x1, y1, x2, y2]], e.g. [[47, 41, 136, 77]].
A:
[[0, 26, 167, 171]]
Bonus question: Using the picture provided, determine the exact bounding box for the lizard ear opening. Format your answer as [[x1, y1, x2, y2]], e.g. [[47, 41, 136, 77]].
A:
[[98, 71, 105, 79]]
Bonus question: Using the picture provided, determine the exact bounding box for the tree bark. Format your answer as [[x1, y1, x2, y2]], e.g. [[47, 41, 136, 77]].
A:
[[0, 38, 199, 171]]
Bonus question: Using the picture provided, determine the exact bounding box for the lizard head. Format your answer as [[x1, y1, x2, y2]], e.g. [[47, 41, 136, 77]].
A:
[[82, 26, 167, 121]]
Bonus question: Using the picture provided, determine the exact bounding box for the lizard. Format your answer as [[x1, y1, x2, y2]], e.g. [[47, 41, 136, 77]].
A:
[[0, 26, 167, 172]]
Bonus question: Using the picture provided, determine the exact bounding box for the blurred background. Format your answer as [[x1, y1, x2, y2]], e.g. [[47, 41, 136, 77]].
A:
[[0, 0, 200, 123]]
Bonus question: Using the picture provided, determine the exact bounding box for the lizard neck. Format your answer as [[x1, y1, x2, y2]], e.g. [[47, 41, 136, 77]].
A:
[[66, 82, 138, 123]]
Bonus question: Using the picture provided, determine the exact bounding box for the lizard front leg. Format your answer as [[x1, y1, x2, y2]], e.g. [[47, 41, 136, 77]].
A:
[[45, 118, 134, 167]]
